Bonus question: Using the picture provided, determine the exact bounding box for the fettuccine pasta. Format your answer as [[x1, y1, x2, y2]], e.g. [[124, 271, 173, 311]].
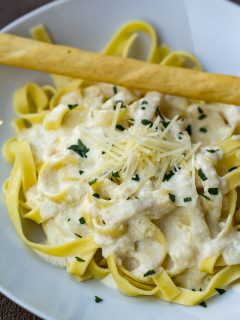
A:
[[4, 21, 240, 307]]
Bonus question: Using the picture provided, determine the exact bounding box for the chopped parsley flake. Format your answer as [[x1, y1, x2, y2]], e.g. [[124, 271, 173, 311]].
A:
[[198, 168, 208, 181], [184, 197, 192, 202], [75, 256, 85, 262], [215, 288, 226, 295], [198, 191, 210, 201], [92, 193, 100, 198], [206, 149, 219, 153], [141, 107, 146, 110], [68, 104, 78, 110], [168, 193, 176, 203], [228, 166, 238, 172], [74, 233, 82, 238], [113, 86, 118, 94], [143, 270, 156, 277], [186, 124, 192, 135], [197, 106, 204, 114], [132, 174, 140, 182], [79, 217, 85, 224], [95, 296, 103, 303], [163, 170, 175, 181], [68, 139, 89, 158], [208, 188, 219, 195], [141, 100, 148, 105], [79, 170, 84, 175], [116, 124, 125, 131], [198, 113, 207, 120], [89, 178, 97, 185], [101, 151, 106, 154], [199, 301, 207, 308], [112, 171, 120, 178], [67, 218, 71, 222], [141, 119, 153, 127], [199, 127, 207, 133], [160, 121, 170, 128], [113, 100, 126, 110]]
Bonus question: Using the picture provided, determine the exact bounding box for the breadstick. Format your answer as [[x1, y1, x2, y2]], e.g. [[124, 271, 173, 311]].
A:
[[1, 33, 240, 105]]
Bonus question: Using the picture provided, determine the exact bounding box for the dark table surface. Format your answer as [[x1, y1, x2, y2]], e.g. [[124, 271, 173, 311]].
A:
[[1, 0, 240, 319]]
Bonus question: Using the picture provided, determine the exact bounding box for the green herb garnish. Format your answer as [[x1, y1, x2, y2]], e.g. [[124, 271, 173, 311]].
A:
[[184, 197, 192, 202], [206, 149, 219, 153], [79, 170, 84, 175], [92, 193, 100, 198], [116, 124, 125, 131], [112, 171, 120, 178], [95, 296, 103, 303], [75, 256, 85, 262], [141, 119, 153, 127], [160, 121, 170, 128], [197, 106, 204, 114], [168, 193, 176, 203], [163, 170, 175, 181], [113, 86, 118, 94], [132, 174, 140, 182], [199, 127, 207, 133], [215, 288, 226, 295], [228, 166, 238, 172], [198, 191, 210, 201], [68, 104, 78, 110], [101, 151, 106, 154], [186, 124, 192, 135], [143, 270, 156, 277], [68, 139, 89, 158], [89, 178, 97, 186], [198, 114, 207, 120], [79, 217, 85, 224], [199, 301, 207, 308], [198, 168, 208, 181], [141, 107, 146, 110], [113, 100, 126, 110], [208, 188, 219, 195], [74, 233, 82, 238], [67, 218, 71, 222], [141, 100, 148, 105]]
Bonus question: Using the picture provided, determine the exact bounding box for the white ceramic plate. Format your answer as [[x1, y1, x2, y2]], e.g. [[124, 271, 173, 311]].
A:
[[1, 0, 240, 319]]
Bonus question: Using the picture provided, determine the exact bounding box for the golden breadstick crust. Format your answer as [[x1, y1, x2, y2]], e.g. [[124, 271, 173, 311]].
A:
[[1, 33, 240, 105]]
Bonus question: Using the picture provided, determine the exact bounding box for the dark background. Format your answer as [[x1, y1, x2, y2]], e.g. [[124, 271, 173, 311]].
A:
[[0, 0, 240, 319]]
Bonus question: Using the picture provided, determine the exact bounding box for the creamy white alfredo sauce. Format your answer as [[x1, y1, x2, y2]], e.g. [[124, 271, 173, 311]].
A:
[[19, 83, 240, 289]]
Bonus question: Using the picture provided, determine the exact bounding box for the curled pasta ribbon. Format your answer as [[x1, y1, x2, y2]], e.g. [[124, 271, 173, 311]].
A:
[[49, 79, 83, 108], [88, 258, 109, 279], [199, 253, 221, 274], [67, 248, 97, 278], [107, 255, 159, 296], [217, 151, 240, 176], [13, 83, 49, 124], [43, 104, 69, 130], [160, 51, 202, 70], [156, 265, 240, 306], [218, 139, 240, 154], [5, 139, 98, 260], [38, 155, 80, 202], [103, 20, 158, 62], [200, 190, 236, 274], [225, 167, 240, 191]]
